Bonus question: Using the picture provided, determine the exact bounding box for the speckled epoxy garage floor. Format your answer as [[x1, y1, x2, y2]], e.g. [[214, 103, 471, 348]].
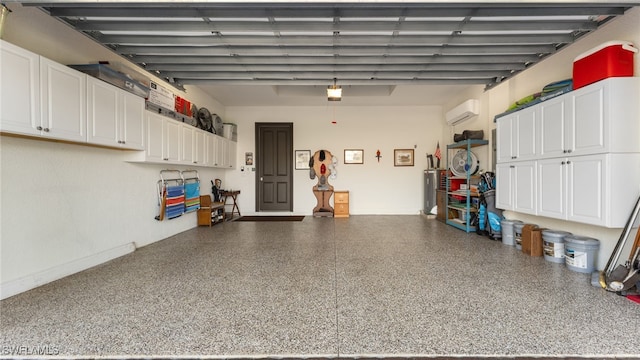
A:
[[1, 216, 639, 358]]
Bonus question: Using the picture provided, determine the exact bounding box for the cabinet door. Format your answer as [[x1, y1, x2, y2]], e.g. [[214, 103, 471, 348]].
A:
[[181, 124, 194, 164], [219, 136, 230, 168], [228, 140, 237, 169], [513, 161, 537, 215], [571, 84, 605, 156], [145, 112, 164, 162], [539, 96, 570, 159], [213, 135, 227, 168], [40, 57, 87, 142], [210, 135, 220, 167], [164, 120, 181, 162], [0, 40, 40, 135], [537, 158, 566, 219], [87, 76, 119, 147], [495, 163, 514, 210], [120, 91, 144, 150], [203, 134, 215, 167], [515, 107, 537, 160], [566, 155, 604, 225], [495, 114, 515, 163], [193, 129, 206, 166]]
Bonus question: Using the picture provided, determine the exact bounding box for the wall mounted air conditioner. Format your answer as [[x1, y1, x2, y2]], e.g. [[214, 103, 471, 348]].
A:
[[445, 99, 480, 126]]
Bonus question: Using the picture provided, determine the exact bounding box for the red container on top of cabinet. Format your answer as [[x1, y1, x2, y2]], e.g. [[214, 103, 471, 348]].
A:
[[573, 41, 637, 89]]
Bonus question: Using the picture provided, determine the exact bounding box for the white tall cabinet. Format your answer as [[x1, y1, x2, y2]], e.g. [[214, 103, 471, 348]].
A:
[[496, 77, 640, 228]]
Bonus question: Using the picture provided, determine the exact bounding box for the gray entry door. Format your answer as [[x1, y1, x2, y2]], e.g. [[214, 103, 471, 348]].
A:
[[255, 123, 293, 211]]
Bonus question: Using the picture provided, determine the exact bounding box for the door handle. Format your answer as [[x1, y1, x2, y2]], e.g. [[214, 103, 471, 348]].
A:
[[260, 177, 263, 181]]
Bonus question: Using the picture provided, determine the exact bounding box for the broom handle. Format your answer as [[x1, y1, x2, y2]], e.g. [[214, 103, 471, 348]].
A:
[[629, 225, 640, 263], [605, 195, 640, 277]]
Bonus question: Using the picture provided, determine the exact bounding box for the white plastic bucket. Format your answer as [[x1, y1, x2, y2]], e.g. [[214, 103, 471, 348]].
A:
[[501, 219, 522, 246], [513, 222, 535, 250], [542, 230, 572, 263], [564, 235, 600, 273]]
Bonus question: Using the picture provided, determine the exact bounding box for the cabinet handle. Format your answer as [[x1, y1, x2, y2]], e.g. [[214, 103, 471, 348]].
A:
[[511, 156, 517, 159], [193, 161, 198, 164], [561, 161, 565, 165], [566, 160, 571, 164], [44, 128, 50, 132], [510, 165, 515, 168], [163, 158, 169, 161], [37, 126, 43, 131], [567, 149, 572, 153]]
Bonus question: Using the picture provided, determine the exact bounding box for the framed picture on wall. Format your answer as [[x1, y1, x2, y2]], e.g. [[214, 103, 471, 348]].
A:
[[344, 149, 364, 164], [295, 150, 311, 170], [394, 149, 414, 166]]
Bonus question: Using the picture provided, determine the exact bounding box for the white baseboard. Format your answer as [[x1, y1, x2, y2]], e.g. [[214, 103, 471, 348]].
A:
[[0, 243, 135, 300]]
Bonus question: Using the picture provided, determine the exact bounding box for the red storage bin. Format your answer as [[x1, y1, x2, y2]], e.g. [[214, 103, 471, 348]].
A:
[[573, 41, 637, 89]]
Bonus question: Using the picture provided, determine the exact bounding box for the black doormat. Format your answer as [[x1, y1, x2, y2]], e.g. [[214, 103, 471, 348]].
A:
[[235, 215, 305, 222]]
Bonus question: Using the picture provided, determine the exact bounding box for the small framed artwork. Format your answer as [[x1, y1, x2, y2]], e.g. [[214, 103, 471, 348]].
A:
[[295, 150, 311, 170], [394, 149, 414, 166], [344, 149, 364, 164]]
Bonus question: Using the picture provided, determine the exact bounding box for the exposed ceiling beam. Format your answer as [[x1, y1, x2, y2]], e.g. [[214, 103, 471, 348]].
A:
[[98, 34, 576, 46], [129, 54, 543, 65], [35, 5, 628, 18], [142, 63, 527, 72], [116, 44, 557, 56], [179, 78, 494, 86], [162, 70, 513, 79], [71, 19, 598, 33]]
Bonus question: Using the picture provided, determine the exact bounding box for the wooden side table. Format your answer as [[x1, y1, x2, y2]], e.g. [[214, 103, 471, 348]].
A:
[[220, 190, 241, 220], [334, 190, 349, 218]]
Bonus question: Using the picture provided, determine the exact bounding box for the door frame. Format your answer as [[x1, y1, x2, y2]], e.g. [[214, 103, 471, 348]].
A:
[[255, 122, 294, 212]]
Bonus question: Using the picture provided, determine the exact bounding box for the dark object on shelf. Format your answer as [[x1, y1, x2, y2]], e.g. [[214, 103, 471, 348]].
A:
[[453, 130, 484, 142], [197, 107, 213, 133]]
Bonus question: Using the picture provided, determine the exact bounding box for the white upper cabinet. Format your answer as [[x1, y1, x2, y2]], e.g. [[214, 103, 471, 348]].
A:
[[228, 140, 237, 169], [569, 77, 640, 155], [1, 41, 87, 142], [192, 129, 207, 166], [164, 118, 182, 163], [1, 40, 237, 169], [39, 57, 87, 142], [87, 76, 119, 146], [86, 74, 145, 150], [495, 114, 515, 163], [495, 106, 537, 163], [144, 111, 165, 162], [0, 40, 40, 135], [180, 123, 195, 164], [539, 77, 640, 158], [120, 91, 145, 150], [496, 77, 640, 227], [539, 95, 571, 159]]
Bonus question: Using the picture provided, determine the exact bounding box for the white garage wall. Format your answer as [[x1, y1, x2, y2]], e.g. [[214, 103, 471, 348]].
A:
[[225, 105, 449, 215], [0, 4, 228, 299]]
